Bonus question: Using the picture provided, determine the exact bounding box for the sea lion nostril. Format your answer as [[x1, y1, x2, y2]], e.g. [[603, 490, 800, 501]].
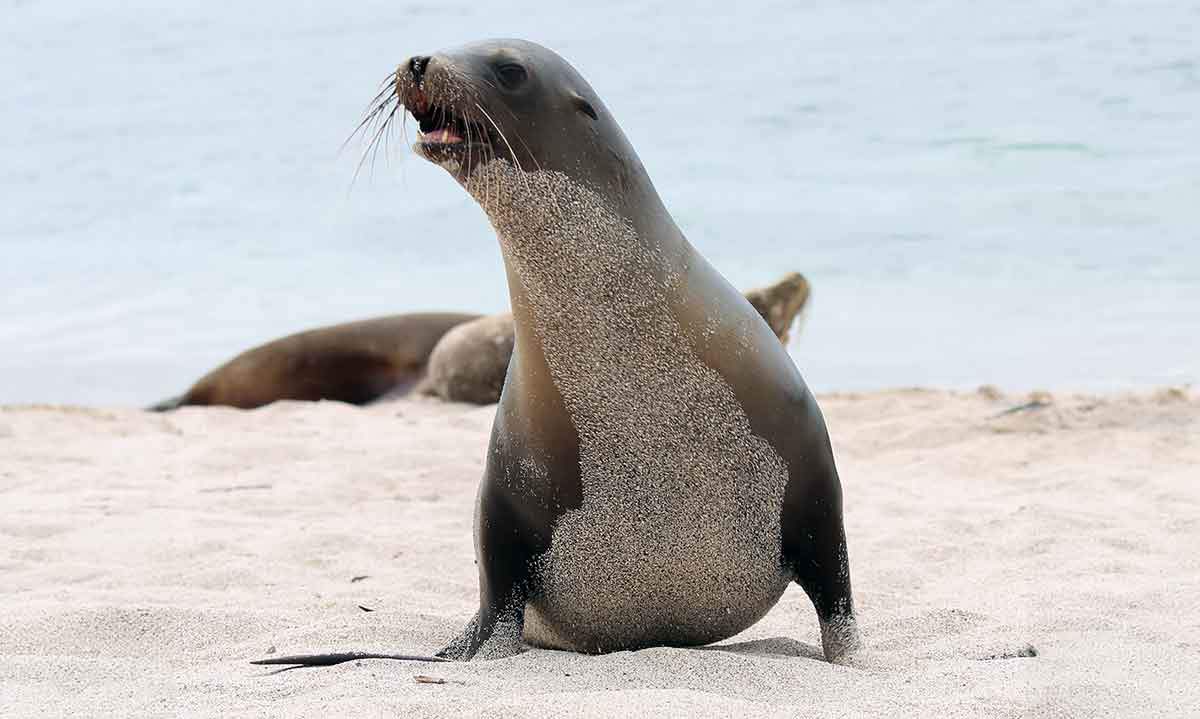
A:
[[409, 55, 431, 83]]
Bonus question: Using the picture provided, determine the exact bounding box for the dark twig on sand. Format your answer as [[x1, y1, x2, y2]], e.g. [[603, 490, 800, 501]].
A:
[[989, 400, 1050, 419], [198, 483, 273, 493]]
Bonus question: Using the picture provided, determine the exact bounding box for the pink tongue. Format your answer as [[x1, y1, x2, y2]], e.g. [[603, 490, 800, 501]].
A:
[[426, 128, 463, 144]]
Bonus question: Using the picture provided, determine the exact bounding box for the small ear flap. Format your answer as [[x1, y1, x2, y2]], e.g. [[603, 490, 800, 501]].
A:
[[571, 93, 598, 121]]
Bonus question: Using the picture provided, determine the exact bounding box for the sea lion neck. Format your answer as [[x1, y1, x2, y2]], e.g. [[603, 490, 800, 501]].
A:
[[466, 161, 691, 377]]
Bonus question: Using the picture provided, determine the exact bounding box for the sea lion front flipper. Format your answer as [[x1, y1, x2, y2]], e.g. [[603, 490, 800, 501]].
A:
[[784, 482, 863, 664], [807, 537, 864, 667], [438, 473, 535, 661], [438, 592, 527, 661], [434, 611, 480, 660], [779, 397, 864, 665]]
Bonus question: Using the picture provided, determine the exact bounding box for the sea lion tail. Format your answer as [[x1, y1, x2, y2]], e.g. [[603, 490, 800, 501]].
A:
[[146, 395, 186, 412], [250, 651, 451, 670]]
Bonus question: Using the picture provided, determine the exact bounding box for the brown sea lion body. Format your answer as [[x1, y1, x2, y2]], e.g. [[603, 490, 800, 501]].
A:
[[150, 313, 478, 410]]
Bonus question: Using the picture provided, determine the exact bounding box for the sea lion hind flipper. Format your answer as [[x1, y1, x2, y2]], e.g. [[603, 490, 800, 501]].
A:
[[249, 651, 450, 669]]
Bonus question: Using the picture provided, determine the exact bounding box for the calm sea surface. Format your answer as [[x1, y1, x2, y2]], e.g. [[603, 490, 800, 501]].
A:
[[2, 1, 1197, 405]]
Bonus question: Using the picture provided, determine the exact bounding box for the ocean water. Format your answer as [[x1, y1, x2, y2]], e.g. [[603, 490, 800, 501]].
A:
[[1, 0, 1197, 406]]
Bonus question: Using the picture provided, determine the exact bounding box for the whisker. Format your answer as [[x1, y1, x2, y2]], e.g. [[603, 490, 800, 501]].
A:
[[463, 106, 475, 188], [470, 77, 543, 174], [378, 68, 400, 91], [353, 103, 399, 185], [474, 102, 530, 192], [343, 71, 403, 148], [343, 97, 392, 152]]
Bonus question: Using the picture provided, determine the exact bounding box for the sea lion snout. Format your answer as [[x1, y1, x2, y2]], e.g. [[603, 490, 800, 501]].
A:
[[395, 56, 430, 113], [407, 55, 431, 83], [387, 54, 504, 174]]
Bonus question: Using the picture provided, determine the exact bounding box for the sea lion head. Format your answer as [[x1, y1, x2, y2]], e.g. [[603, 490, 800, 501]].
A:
[[378, 39, 643, 203]]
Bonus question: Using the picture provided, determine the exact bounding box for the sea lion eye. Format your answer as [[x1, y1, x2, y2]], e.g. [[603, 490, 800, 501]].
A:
[[496, 63, 527, 89]]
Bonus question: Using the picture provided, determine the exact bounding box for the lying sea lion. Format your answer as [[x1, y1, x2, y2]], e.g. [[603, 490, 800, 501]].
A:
[[149, 313, 477, 410]]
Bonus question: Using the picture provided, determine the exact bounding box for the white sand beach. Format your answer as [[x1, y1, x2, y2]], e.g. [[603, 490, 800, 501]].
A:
[[2, 388, 1196, 717]]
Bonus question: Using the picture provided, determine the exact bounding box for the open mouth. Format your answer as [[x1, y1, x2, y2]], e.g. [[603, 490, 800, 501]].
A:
[[409, 96, 493, 154]]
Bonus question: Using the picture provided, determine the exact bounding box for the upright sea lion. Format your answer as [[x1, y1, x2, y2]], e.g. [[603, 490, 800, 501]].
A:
[[419, 271, 812, 405], [150, 313, 477, 410], [257, 39, 861, 668]]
